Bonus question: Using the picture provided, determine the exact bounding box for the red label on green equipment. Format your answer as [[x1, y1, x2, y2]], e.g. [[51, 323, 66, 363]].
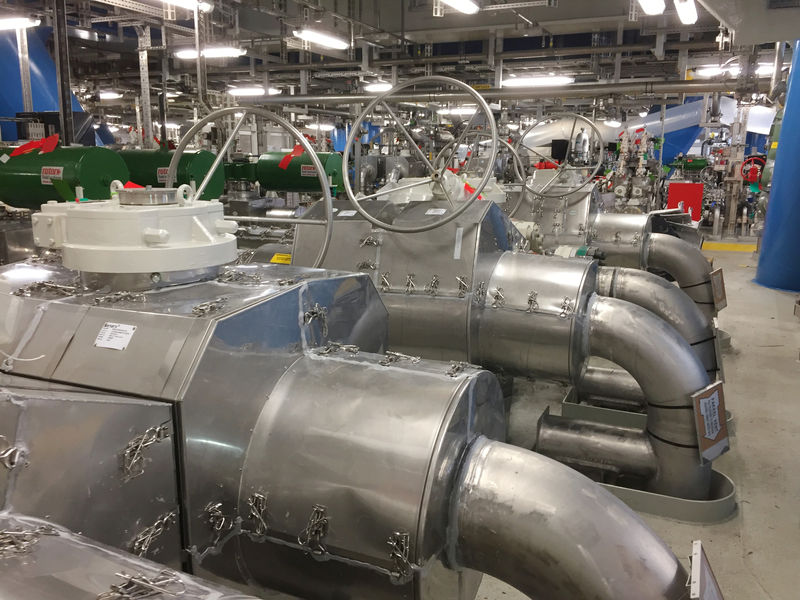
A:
[[40, 166, 64, 185]]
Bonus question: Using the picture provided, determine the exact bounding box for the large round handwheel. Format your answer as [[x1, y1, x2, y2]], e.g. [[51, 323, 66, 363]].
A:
[[342, 75, 499, 233], [165, 106, 334, 268], [433, 134, 535, 218], [515, 112, 604, 200]]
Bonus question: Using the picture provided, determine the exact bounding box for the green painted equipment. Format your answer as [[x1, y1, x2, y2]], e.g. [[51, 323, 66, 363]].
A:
[[118, 149, 224, 200], [668, 156, 709, 171], [225, 151, 344, 192], [0, 146, 130, 210]]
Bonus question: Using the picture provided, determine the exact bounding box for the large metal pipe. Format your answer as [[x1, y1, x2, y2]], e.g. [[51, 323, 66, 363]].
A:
[[587, 297, 712, 499], [596, 266, 718, 375], [646, 233, 718, 321], [453, 437, 689, 600], [254, 78, 770, 105]]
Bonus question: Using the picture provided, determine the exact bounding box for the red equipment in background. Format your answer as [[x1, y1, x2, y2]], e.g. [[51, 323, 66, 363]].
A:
[[667, 182, 704, 222]]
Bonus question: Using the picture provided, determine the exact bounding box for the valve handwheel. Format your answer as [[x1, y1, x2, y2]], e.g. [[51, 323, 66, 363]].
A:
[[515, 113, 604, 200], [740, 156, 766, 184], [342, 75, 499, 233], [165, 107, 334, 268]]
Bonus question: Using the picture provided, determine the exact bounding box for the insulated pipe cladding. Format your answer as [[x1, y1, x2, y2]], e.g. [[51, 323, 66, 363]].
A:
[[292, 200, 725, 500]]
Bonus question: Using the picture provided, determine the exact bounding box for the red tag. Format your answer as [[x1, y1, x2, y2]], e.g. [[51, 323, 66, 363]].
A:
[[10, 133, 61, 157], [124, 181, 145, 189], [464, 182, 483, 200], [635, 127, 645, 134], [278, 145, 306, 170]]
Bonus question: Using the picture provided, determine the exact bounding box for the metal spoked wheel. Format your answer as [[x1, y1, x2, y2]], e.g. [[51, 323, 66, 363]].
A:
[[515, 112, 604, 200], [342, 75, 498, 233], [165, 106, 334, 268], [433, 134, 535, 218]]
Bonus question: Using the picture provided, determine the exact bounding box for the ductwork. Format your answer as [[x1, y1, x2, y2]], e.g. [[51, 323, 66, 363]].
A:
[[538, 296, 712, 500], [452, 438, 690, 600], [646, 232, 719, 321]]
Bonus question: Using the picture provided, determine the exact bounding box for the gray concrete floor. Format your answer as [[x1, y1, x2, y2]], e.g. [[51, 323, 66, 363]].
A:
[[477, 250, 800, 600]]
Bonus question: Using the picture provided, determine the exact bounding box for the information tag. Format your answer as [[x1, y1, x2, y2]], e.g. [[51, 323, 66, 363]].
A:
[[270, 253, 292, 264], [692, 381, 729, 463], [338, 210, 357, 217], [41, 166, 64, 185], [690, 541, 724, 599], [710, 268, 727, 311], [425, 208, 447, 216], [94, 322, 137, 351], [156, 167, 169, 183]]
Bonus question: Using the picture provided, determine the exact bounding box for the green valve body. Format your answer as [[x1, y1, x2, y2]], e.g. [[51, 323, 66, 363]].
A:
[[228, 151, 344, 192], [669, 157, 709, 171], [0, 146, 130, 210], [118, 149, 224, 200]]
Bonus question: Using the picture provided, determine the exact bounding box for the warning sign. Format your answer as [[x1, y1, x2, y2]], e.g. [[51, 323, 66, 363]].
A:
[[300, 164, 317, 177], [692, 382, 729, 463], [41, 166, 64, 185], [157, 167, 169, 183]]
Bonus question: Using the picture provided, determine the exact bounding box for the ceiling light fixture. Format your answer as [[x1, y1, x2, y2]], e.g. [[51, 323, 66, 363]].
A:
[[501, 75, 575, 88], [98, 91, 122, 100], [365, 81, 392, 93], [0, 17, 41, 30], [155, 0, 213, 14], [636, 0, 665, 15], [227, 86, 266, 97], [174, 46, 245, 59], [292, 28, 349, 50], [441, 0, 480, 14], [268, 87, 281, 95], [673, 0, 698, 24]]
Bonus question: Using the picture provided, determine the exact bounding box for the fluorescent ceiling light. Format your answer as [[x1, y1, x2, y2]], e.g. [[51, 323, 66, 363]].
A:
[[501, 75, 574, 87], [637, 0, 665, 15], [157, 0, 213, 13], [307, 123, 335, 132], [293, 28, 349, 50], [105, 114, 121, 118], [99, 91, 122, 100], [365, 81, 392, 93], [673, 0, 698, 24], [605, 120, 622, 128], [174, 46, 244, 59], [227, 86, 265, 97], [268, 87, 281, 95], [441, 0, 480, 14], [0, 17, 41, 30], [438, 106, 477, 116], [154, 122, 180, 128]]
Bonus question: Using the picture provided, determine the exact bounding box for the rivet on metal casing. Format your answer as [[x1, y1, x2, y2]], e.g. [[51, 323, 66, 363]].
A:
[[303, 303, 329, 337], [357, 260, 377, 271], [559, 297, 575, 319], [446, 362, 469, 378], [380, 272, 391, 293], [13, 281, 77, 298], [298, 504, 329, 557], [631, 232, 641, 246], [527, 291, 539, 313], [359, 235, 380, 247], [456, 276, 470, 298], [96, 569, 185, 600], [425, 275, 440, 296], [121, 422, 170, 481], [316, 342, 360, 356], [405, 274, 416, 295], [379, 351, 421, 366], [0, 525, 58, 558], [0, 435, 23, 470], [247, 493, 269, 537], [131, 511, 176, 557], [192, 296, 229, 317], [218, 269, 263, 284], [94, 291, 146, 305], [387, 531, 412, 583], [491, 288, 506, 309]]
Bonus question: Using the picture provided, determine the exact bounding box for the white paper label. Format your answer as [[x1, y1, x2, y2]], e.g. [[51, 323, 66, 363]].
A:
[[94, 322, 137, 351], [425, 208, 447, 216], [40, 166, 64, 185], [699, 391, 722, 440], [300, 164, 317, 177], [156, 167, 169, 183], [338, 210, 357, 217], [0, 154, 9, 164]]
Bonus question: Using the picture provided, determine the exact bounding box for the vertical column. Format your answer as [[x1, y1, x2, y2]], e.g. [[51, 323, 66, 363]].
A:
[[136, 26, 154, 149], [53, 0, 74, 145], [16, 28, 33, 113], [756, 40, 800, 291]]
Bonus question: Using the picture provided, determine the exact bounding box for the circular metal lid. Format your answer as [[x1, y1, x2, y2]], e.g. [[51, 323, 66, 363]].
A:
[[118, 187, 180, 206]]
